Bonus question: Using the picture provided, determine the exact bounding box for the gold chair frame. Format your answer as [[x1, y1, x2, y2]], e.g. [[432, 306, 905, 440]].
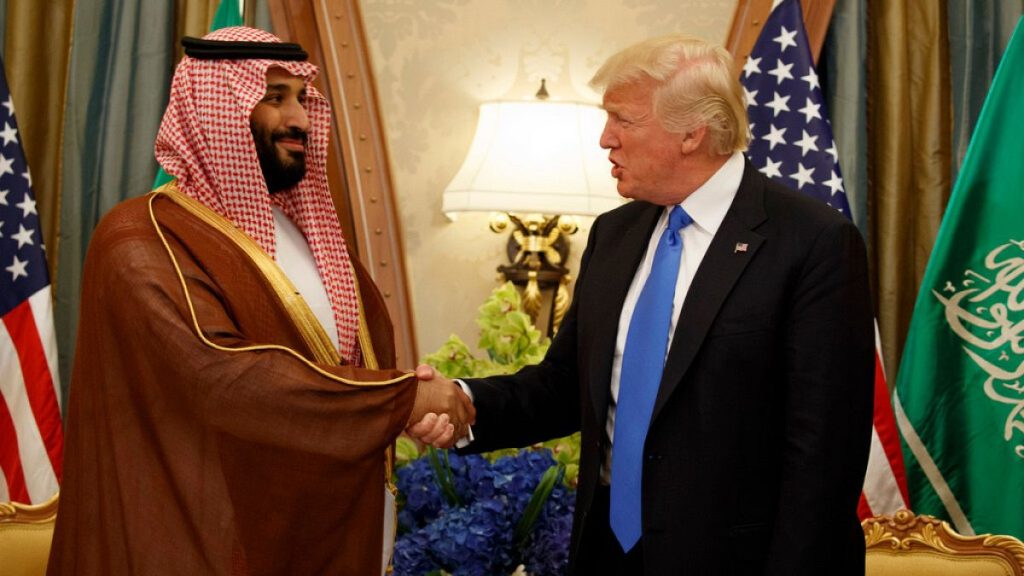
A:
[[0, 494, 59, 576], [0, 494, 59, 525], [864, 509, 1024, 575]]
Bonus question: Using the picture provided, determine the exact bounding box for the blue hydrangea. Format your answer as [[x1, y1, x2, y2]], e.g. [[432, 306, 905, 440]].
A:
[[393, 449, 574, 576], [519, 485, 576, 576], [396, 455, 444, 530]]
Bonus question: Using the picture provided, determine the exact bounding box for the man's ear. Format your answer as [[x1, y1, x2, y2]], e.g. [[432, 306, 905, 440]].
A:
[[680, 125, 707, 155]]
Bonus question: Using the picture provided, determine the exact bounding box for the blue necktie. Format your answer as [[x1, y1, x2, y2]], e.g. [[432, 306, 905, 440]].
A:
[[610, 205, 691, 552]]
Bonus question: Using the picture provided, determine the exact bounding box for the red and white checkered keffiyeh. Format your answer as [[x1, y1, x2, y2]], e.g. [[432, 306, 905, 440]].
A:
[[155, 26, 361, 365]]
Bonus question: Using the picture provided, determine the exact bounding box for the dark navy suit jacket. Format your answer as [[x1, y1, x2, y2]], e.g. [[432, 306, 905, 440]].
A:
[[464, 159, 874, 575]]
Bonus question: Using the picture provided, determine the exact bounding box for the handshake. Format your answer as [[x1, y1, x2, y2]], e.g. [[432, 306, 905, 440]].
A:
[[404, 364, 476, 449]]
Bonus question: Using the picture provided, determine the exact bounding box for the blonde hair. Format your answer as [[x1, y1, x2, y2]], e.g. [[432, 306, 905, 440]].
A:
[[590, 35, 749, 154]]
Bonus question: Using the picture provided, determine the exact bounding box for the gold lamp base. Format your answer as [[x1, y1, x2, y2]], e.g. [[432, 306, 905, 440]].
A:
[[490, 212, 577, 336]]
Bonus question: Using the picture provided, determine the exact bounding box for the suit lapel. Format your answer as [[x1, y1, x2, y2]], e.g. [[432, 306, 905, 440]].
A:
[[651, 161, 768, 422], [587, 203, 662, 426]]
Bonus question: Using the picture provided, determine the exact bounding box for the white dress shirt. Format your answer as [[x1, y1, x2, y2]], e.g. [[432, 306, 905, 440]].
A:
[[271, 205, 340, 351], [601, 151, 745, 483]]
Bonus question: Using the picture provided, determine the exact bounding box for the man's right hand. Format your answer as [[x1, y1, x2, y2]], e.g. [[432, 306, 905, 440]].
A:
[[405, 365, 475, 448]]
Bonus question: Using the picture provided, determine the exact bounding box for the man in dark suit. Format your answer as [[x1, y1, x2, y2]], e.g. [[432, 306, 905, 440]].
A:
[[415, 35, 873, 575]]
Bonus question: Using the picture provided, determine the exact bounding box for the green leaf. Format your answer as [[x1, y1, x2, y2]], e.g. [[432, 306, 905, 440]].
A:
[[514, 464, 564, 548], [427, 447, 461, 507]]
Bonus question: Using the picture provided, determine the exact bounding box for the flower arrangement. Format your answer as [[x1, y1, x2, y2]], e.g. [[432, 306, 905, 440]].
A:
[[418, 282, 550, 379], [393, 283, 580, 575], [392, 448, 575, 575]]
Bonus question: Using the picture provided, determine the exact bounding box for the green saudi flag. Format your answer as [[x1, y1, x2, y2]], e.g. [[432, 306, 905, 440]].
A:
[[895, 16, 1024, 540]]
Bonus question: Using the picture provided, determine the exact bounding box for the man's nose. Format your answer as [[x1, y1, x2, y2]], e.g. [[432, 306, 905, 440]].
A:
[[599, 119, 617, 149], [283, 99, 310, 132]]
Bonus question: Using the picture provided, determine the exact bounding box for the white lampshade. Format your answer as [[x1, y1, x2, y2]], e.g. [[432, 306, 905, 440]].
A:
[[442, 100, 623, 218]]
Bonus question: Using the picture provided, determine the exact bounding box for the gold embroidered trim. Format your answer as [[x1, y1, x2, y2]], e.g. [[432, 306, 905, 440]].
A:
[[349, 263, 400, 494], [147, 184, 413, 388], [155, 182, 337, 363]]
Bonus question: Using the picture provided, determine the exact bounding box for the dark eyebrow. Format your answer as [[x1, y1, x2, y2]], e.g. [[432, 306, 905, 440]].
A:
[[266, 80, 306, 91]]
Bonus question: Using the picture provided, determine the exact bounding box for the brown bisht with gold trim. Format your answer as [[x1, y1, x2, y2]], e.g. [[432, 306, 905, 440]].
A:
[[47, 188, 417, 576]]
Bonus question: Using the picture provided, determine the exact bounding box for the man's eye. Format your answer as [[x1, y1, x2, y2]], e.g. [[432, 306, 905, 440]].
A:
[[262, 94, 283, 104]]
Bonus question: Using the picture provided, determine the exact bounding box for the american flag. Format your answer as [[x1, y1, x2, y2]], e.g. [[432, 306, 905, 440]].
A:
[[0, 57, 62, 504], [740, 0, 908, 518]]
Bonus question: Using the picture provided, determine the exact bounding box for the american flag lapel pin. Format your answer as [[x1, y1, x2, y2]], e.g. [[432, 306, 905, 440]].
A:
[[734, 242, 749, 253]]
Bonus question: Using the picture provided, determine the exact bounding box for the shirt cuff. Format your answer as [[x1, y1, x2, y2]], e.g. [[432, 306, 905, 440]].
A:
[[455, 379, 475, 449]]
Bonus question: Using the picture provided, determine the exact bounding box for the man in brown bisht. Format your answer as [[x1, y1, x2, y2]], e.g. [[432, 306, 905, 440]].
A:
[[48, 27, 471, 576]]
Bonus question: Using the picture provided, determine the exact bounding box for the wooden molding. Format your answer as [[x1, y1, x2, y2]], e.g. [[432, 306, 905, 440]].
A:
[[726, 0, 836, 68], [269, 0, 418, 366]]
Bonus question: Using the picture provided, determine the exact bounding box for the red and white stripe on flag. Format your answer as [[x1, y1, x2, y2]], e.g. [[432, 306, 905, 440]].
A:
[[0, 287, 62, 504], [857, 328, 909, 517], [0, 56, 63, 504], [739, 0, 908, 518]]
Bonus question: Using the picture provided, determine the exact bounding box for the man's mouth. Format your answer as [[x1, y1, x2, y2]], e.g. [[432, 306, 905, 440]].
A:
[[610, 158, 623, 179], [274, 131, 307, 153]]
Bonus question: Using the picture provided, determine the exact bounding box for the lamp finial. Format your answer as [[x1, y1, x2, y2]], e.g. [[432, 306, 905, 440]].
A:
[[535, 78, 549, 100]]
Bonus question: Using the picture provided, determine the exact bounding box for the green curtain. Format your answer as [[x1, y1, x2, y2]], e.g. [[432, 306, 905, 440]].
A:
[[254, 0, 272, 31], [0, 1, 6, 49], [55, 2, 178, 406], [821, 0, 868, 239], [54, 1, 271, 405], [948, 0, 1023, 180]]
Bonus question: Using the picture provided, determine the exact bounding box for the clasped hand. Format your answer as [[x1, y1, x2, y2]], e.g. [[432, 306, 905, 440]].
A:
[[405, 364, 475, 449]]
